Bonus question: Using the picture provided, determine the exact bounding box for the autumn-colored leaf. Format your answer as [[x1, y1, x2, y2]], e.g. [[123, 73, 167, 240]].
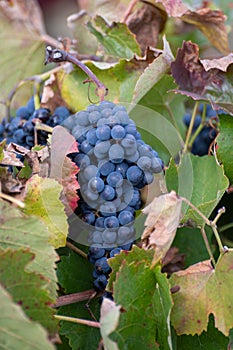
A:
[[171, 41, 233, 114], [142, 191, 182, 266], [50, 126, 79, 215], [126, 3, 167, 54], [24, 174, 68, 248], [100, 298, 121, 350], [170, 250, 233, 336], [181, 8, 230, 54], [201, 53, 233, 72], [154, 0, 188, 17]]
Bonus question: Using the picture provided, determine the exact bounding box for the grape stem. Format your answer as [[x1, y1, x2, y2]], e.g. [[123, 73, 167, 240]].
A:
[[52, 290, 96, 308], [54, 315, 100, 328], [45, 46, 108, 101], [183, 102, 199, 154]]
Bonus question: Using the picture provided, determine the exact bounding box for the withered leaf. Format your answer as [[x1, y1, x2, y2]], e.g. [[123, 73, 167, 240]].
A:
[[181, 8, 230, 54], [142, 191, 182, 266], [0, 0, 45, 34], [41, 73, 68, 113], [154, 0, 188, 17], [171, 40, 233, 113], [50, 126, 79, 215], [127, 3, 167, 54], [201, 53, 233, 72]]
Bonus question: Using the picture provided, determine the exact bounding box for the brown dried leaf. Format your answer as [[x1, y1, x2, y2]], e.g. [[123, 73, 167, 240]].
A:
[[154, 0, 188, 17], [50, 126, 79, 215], [162, 247, 185, 276], [0, 0, 45, 34], [181, 8, 230, 54], [171, 40, 219, 95], [142, 191, 182, 266], [201, 53, 233, 72], [127, 3, 167, 54], [1, 150, 24, 167], [41, 73, 69, 114]]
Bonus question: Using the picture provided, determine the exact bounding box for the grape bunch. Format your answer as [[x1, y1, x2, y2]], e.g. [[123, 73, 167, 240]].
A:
[[0, 97, 71, 148], [182, 104, 220, 156], [65, 100, 164, 292]]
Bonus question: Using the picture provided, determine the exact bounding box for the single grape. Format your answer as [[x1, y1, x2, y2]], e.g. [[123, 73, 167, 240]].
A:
[[104, 216, 119, 229], [88, 177, 105, 193], [111, 125, 126, 140], [95, 257, 112, 274], [118, 210, 134, 225]]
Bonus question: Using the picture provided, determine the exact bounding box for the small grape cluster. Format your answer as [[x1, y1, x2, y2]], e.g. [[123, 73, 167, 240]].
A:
[[65, 100, 164, 292], [0, 97, 70, 148], [183, 104, 220, 156]]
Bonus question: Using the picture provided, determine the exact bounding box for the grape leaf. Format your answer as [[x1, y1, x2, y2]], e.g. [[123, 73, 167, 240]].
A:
[[171, 41, 233, 114], [0, 284, 55, 350], [23, 174, 68, 249], [174, 315, 230, 350], [78, 0, 129, 22], [154, 0, 188, 17], [86, 15, 141, 59], [0, 200, 58, 299], [0, 0, 45, 110], [0, 249, 57, 335], [181, 8, 229, 54], [56, 252, 101, 350], [142, 191, 182, 266], [50, 126, 79, 215], [165, 153, 229, 225], [132, 36, 174, 106], [109, 247, 173, 350], [217, 114, 233, 185], [100, 298, 121, 350], [170, 250, 233, 336]]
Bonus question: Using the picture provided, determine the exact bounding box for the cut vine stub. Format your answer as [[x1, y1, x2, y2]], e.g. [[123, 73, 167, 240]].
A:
[[45, 46, 108, 101]]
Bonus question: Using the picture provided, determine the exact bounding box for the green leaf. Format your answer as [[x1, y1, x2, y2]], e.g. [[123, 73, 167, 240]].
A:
[[132, 37, 174, 105], [86, 16, 141, 59], [172, 226, 213, 268], [0, 4, 44, 111], [100, 299, 121, 350], [56, 252, 101, 349], [170, 250, 233, 336], [174, 315, 230, 350], [0, 200, 58, 299], [0, 249, 57, 335], [24, 175, 68, 249], [165, 153, 229, 225], [0, 284, 55, 350], [217, 114, 233, 184], [135, 75, 187, 140], [108, 246, 173, 350]]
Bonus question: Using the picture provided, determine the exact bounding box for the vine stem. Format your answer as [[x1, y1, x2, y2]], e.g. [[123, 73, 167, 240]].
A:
[[52, 290, 96, 308], [45, 47, 108, 101], [180, 196, 225, 256], [54, 315, 100, 328], [200, 226, 216, 267], [183, 102, 199, 154], [66, 241, 88, 259], [0, 192, 25, 208]]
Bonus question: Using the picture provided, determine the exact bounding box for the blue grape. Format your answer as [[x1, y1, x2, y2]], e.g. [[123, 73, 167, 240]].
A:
[[75, 111, 90, 126], [118, 210, 134, 225], [88, 177, 105, 193], [115, 161, 129, 177], [83, 165, 98, 180], [95, 257, 111, 274], [109, 144, 124, 163], [16, 106, 30, 119], [109, 247, 122, 258], [80, 140, 93, 154], [95, 217, 105, 230], [82, 211, 96, 224], [101, 185, 115, 201], [89, 111, 102, 124], [137, 156, 152, 170], [93, 274, 108, 291], [111, 125, 126, 140], [88, 246, 106, 261], [96, 125, 111, 140], [98, 160, 115, 176], [104, 216, 119, 229], [107, 171, 123, 187], [126, 165, 143, 185], [86, 128, 98, 146]]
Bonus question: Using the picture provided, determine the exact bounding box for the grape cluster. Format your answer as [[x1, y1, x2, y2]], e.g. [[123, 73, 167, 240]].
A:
[[183, 104, 219, 156], [0, 97, 70, 148], [65, 101, 164, 292]]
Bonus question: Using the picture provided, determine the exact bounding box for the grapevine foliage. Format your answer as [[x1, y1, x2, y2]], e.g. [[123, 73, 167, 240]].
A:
[[1, 1, 233, 350]]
